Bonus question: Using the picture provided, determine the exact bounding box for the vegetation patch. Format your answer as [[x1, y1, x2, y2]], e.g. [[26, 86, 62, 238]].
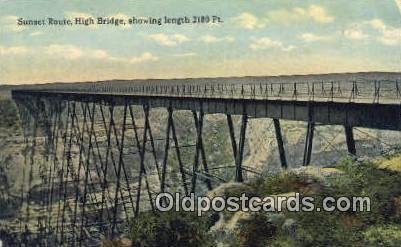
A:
[[128, 211, 212, 247], [0, 98, 19, 129]]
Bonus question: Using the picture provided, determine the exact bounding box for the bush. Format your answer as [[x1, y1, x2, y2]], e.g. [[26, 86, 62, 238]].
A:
[[252, 171, 323, 197], [363, 224, 401, 246], [335, 159, 401, 224], [285, 209, 362, 246], [235, 213, 277, 247], [128, 211, 213, 247], [0, 99, 18, 128]]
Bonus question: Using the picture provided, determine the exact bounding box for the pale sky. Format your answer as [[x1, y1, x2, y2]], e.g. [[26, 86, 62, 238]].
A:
[[0, 0, 400, 84]]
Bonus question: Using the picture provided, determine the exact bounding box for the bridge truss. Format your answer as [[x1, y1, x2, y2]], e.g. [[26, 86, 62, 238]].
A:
[[8, 77, 401, 245]]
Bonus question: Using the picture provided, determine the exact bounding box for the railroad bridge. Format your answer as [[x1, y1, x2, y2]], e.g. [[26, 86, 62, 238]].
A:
[[9, 73, 401, 245]]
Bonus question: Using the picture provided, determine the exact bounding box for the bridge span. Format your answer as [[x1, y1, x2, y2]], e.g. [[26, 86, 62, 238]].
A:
[[9, 73, 401, 245]]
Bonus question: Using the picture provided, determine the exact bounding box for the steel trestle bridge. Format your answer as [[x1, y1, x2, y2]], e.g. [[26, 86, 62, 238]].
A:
[[9, 72, 401, 245]]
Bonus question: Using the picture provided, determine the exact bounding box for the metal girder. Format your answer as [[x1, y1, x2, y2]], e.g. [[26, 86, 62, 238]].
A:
[[79, 102, 96, 245], [132, 104, 155, 217], [227, 114, 237, 158], [160, 107, 190, 196], [227, 114, 249, 182], [55, 101, 70, 244], [344, 125, 356, 156], [84, 104, 112, 226], [110, 105, 136, 216], [25, 99, 39, 226], [303, 122, 315, 166], [161, 107, 172, 194], [192, 110, 212, 191], [170, 111, 189, 195], [235, 114, 248, 182], [60, 101, 76, 245], [111, 102, 128, 238], [99, 104, 129, 223], [71, 102, 88, 245], [46, 102, 63, 239], [273, 119, 287, 169]]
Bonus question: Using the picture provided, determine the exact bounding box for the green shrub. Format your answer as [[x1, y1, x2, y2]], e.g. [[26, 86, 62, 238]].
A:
[[335, 159, 401, 224], [235, 213, 277, 247], [285, 210, 362, 246], [0, 99, 19, 128], [270, 235, 296, 247], [363, 224, 401, 246], [128, 211, 213, 247], [252, 171, 322, 196]]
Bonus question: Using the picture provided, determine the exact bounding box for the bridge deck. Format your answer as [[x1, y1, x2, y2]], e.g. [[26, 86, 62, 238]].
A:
[[12, 89, 401, 131]]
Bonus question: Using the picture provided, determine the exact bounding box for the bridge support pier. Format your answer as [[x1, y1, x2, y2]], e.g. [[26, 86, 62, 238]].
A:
[[236, 114, 248, 182], [303, 122, 315, 166], [191, 110, 213, 192], [227, 114, 237, 160], [71, 102, 88, 246], [111, 103, 128, 238], [54, 102, 70, 245], [87, 104, 113, 233], [60, 101, 76, 245], [161, 108, 172, 194], [192, 111, 212, 191], [111, 104, 136, 217], [344, 125, 356, 156], [79, 102, 96, 244], [160, 107, 190, 195], [227, 114, 248, 182], [170, 110, 189, 195], [273, 119, 287, 169], [99, 104, 130, 233], [24, 100, 39, 240], [133, 104, 155, 217]]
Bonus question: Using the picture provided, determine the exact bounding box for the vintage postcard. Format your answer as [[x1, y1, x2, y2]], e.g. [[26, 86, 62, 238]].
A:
[[0, 1, 401, 246]]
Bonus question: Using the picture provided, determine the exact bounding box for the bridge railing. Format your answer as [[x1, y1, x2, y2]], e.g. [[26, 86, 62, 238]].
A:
[[23, 79, 401, 104]]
